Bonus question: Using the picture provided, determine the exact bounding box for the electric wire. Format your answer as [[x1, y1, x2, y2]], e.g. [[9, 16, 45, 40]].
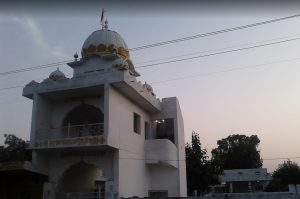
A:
[[129, 13, 300, 51], [135, 36, 300, 69], [2, 13, 300, 77], [0, 85, 23, 91], [0, 60, 73, 76], [117, 157, 300, 162], [1, 56, 300, 95], [118, 148, 300, 162], [263, 157, 300, 161], [2, 15, 300, 163], [0, 99, 30, 105], [1, 33, 300, 91], [134, 33, 300, 65], [148, 57, 300, 84]]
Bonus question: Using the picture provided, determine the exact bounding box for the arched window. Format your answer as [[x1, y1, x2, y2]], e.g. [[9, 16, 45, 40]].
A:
[[62, 104, 104, 137], [63, 103, 103, 126]]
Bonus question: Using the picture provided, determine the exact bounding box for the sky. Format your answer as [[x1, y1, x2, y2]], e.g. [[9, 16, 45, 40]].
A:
[[1, 1, 300, 172]]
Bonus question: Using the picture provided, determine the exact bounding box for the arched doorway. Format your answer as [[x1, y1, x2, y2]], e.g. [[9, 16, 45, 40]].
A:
[[57, 161, 105, 199], [62, 103, 104, 137]]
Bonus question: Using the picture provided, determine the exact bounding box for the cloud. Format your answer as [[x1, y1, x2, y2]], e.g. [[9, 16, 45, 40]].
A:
[[0, 14, 68, 68], [0, 14, 71, 145]]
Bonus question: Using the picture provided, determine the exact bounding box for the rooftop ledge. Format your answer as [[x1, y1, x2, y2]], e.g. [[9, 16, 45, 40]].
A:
[[22, 70, 161, 113]]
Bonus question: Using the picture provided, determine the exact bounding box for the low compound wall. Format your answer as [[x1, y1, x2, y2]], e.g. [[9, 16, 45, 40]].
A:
[[187, 192, 300, 199]]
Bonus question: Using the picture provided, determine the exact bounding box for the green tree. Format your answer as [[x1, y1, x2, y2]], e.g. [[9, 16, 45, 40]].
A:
[[266, 160, 300, 192], [186, 132, 219, 195], [211, 134, 262, 170], [0, 134, 31, 162]]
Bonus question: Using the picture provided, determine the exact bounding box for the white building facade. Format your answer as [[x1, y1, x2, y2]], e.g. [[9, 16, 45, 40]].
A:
[[23, 19, 187, 199]]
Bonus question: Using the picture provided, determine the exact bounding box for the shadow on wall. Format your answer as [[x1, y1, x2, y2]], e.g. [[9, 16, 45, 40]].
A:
[[58, 161, 103, 193], [63, 103, 104, 126]]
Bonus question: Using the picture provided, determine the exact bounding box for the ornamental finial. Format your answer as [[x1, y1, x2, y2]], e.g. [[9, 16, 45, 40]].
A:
[[73, 52, 78, 61], [100, 8, 106, 29], [104, 19, 108, 30]]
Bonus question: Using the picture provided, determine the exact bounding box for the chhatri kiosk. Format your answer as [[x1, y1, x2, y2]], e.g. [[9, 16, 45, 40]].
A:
[[23, 18, 187, 199]]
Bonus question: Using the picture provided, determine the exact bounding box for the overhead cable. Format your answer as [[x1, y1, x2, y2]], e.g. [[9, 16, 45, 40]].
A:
[[134, 33, 300, 65], [129, 13, 300, 51], [135, 36, 300, 69], [1, 56, 300, 94], [0, 60, 72, 76], [2, 13, 300, 76], [1, 34, 300, 78]]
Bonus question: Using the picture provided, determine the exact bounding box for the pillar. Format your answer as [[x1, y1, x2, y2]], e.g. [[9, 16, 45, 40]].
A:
[[229, 183, 233, 193], [248, 182, 252, 192]]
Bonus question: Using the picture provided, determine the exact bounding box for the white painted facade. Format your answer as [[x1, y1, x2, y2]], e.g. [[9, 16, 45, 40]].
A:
[[23, 20, 187, 199]]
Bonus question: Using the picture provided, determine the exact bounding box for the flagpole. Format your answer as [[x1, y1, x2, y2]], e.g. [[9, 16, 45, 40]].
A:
[[101, 8, 105, 29]]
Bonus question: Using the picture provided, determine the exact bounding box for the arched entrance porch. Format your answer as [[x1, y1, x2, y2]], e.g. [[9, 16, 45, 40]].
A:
[[57, 161, 106, 199]]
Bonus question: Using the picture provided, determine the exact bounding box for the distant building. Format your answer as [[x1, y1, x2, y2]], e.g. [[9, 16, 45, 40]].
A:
[[22, 17, 186, 199], [0, 161, 48, 199], [211, 168, 272, 194]]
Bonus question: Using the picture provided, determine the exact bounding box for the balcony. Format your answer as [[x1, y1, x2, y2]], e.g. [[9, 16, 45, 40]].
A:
[[144, 139, 178, 168], [33, 123, 105, 149]]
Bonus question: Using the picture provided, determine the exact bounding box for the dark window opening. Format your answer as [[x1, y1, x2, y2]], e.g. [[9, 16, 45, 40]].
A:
[[149, 190, 168, 199], [156, 118, 174, 143], [63, 103, 104, 126], [133, 113, 141, 134], [254, 185, 263, 191], [62, 103, 104, 137]]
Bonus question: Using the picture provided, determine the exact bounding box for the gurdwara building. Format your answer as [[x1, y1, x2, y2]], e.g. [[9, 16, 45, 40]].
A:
[[23, 19, 187, 199]]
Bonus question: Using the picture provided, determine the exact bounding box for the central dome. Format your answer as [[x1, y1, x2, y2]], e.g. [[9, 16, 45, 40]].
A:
[[81, 29, 129, 59]]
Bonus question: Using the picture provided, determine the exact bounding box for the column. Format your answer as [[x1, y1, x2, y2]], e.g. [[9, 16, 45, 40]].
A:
[[248, 182, 252, 192], [229, 183, 233, 193]]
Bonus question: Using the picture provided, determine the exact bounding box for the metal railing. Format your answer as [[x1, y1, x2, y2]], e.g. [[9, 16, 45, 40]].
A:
[[35, 123, 104, 141], [56, 192, 100, 199]]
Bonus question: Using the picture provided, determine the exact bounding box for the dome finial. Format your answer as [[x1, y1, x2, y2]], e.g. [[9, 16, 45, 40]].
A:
[[100, 8, 106, 29], [104, 19, 108, 30], [73, 52, 78, 61]]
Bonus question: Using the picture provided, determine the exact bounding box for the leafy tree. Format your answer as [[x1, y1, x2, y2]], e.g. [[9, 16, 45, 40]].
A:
[[0, 134, 31, 162], [265, 160, 300, 192], [186, 132, 219, 195], [211, 134, 262, 170]]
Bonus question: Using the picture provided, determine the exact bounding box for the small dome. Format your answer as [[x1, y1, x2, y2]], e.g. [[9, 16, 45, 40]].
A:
[[81, 29, 129, 60], [49, 68, 66, 81], [143, 82, 153, 92]]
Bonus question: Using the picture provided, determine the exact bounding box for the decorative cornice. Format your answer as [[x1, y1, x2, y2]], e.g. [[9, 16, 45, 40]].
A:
[[82, 44, 129, 60]]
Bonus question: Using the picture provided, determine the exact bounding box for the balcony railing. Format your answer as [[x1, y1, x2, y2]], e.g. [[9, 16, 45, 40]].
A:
[[36, 123, 104, 141], [56, 192, 101, 199]]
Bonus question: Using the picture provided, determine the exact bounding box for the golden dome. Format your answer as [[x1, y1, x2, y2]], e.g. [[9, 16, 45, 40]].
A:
[[81, 29, 129, 60]]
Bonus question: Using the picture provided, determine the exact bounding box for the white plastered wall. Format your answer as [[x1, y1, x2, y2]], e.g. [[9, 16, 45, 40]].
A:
[[34, 94, 53, 138], [148, 97, 187, 197], [31, 94, 53, 174], [107, 85, 152, 198]]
